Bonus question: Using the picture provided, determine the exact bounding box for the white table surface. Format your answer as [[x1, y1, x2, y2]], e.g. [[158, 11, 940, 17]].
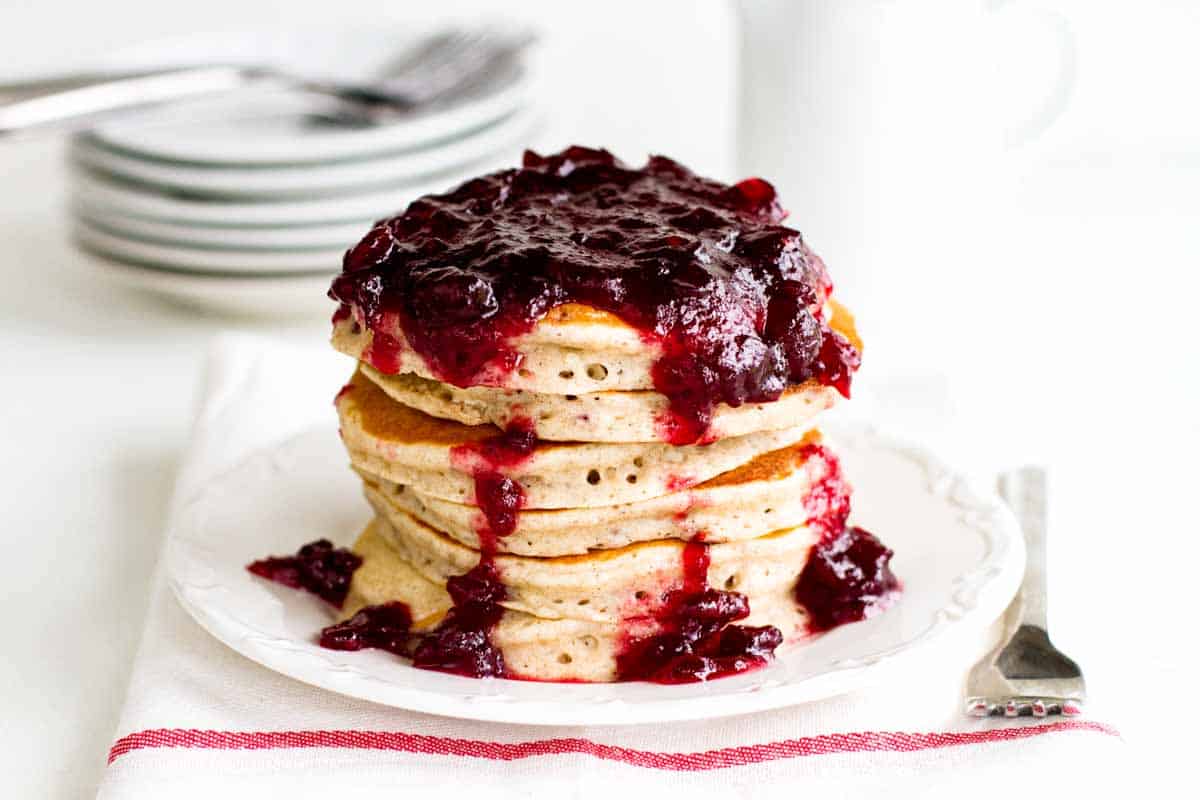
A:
[[1, 1, 1196, 796]]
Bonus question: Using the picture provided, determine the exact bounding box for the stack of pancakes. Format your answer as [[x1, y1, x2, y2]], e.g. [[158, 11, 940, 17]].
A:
[[329, 299, 862, 682]]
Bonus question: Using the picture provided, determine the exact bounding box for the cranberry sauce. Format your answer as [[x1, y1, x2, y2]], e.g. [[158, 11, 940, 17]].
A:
[[799, 442, 852, 537], [246, 539, 362, 608], [319, 602, 412, 654], [794, 526, 899, 633], [790, 443, 899, 632], [616, 540, 784, 683], [449, 418, 537, 550], [330, 146, 858, 444], [411, 561, 507, 677], [316, 562, 509, 678], [255, 537, 507, 677]]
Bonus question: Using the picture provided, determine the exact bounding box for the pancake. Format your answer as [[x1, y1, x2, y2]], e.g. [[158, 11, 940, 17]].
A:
[[361, 434, 842, 556], [332, 304, 656, 394], [332, 298, 861, 397], [343, 519, 811, 683], [337, 368, 819, 509], [358, 365, 839, 443], [367, 501, 818, 624]]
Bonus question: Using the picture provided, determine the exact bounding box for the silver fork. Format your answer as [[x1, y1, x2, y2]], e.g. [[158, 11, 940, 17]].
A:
[[0, 27, 534, 136], [965, 467, 1086, 717]]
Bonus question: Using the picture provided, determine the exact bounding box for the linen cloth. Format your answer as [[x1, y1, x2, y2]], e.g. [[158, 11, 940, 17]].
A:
[[96, 335, 1126, 799]]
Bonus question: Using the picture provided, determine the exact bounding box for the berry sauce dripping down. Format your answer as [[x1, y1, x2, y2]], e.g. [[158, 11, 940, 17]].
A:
[[798, 442, 852, 538], [319, 415, 529, 678], [310, 396, 533, 677], [388, 419, 541, 677], [410, 560, 507, 677], [792, 445, 900, 632], [312, 562, 509, 679], [616, 539, 784, 683], [416, 419, 542, 676], [449, 417, 537, 552], [329, 146, 860, 444]]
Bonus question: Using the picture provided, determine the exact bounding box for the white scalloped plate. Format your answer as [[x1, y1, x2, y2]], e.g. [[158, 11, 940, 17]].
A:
[[166, 422, 1024, 725]]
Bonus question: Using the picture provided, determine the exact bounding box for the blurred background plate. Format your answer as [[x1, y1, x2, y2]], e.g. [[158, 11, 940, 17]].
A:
[[86, 25, 540, 165], [79, 248, 335, 315], [67, 167, 462, 226], [73, 218, 342, 274], [71, 205, 373, 250], [70, 105, 541, 198]]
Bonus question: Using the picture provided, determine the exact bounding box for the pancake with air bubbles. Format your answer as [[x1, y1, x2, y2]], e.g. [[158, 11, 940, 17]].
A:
[[336, 368, 820, 510], [332, 298, 861, 402], [361, 434, 840, 556], [367, 504, 818, 625], [343, 519, 811, 683], [357, 365, 839, 444]]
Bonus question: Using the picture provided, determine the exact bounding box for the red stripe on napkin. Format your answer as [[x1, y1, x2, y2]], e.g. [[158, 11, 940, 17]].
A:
[[108, 721, 1117, 770]]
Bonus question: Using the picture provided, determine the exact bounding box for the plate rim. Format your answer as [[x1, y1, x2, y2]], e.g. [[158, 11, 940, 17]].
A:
[[80, 248, 335, 316], [67, 166, 464, 226], [72, 218, 342, 273], [72, 204, 374, 250], [165, 421, 1025, 726], [71, 106, 541, 198]]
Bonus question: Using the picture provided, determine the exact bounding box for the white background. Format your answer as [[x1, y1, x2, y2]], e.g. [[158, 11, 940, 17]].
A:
[[1, 0, 1196, 796]]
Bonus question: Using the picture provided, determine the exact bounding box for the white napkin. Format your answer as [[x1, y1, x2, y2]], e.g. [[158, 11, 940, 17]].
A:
[[97, 335, 1126, 799]]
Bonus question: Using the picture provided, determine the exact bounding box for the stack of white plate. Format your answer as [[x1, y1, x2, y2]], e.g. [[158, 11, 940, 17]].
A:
[[67, 27, 542, 316]]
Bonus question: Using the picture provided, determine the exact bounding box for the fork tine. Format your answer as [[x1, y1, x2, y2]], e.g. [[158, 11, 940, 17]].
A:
[[421, 30, 484, 72], [311, 25, 535, 125], [395, 30, 495, 91], [964, 696, 1083, 717], [376, 30, 462, 76], [376, 28, 480, 83], [966, 698, 991, 717], [386, 28, 532, 104], [443, 31, 521, 79], [434, 47, 523, 99]]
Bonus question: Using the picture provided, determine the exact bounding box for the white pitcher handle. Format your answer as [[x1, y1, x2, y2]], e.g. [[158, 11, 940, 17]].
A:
[[996, 3, 1078, 149]]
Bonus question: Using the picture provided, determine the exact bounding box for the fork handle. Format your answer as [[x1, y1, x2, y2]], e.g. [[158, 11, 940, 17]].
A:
[[997, 467, 1048, 629], [0, 66, 259, 137]]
